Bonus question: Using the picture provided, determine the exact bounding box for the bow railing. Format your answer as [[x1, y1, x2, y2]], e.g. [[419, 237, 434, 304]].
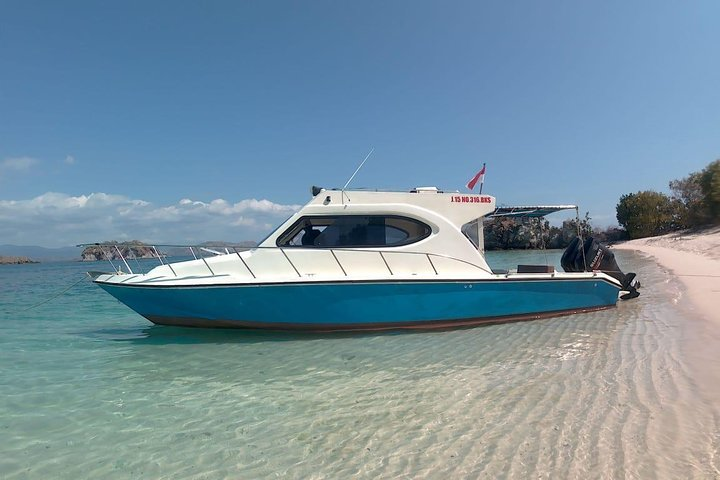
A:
[[76, 243, 493, 278]]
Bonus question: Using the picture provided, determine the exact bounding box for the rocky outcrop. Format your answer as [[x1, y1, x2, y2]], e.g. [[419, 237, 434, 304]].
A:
[[0, 256, 38, 264], [80, 241, 158, 262]]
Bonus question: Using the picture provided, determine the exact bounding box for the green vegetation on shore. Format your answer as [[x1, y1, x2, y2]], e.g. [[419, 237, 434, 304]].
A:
[[482, 159, 719, 249], [616, 159, 720, 239], [482, 212, 625, 251]]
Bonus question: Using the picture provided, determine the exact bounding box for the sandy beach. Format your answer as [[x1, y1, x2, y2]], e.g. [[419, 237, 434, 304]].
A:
[[613, 225, 720, 323], [613, 226, 720, 400]]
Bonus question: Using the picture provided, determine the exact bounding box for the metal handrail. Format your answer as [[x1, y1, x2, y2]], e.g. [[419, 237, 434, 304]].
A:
[[232, 247, 256, 279], [280, 248, 301, 278], [77, 242, 493, 278], [378, 251, 393, 275], [330, 250, 347, 276]]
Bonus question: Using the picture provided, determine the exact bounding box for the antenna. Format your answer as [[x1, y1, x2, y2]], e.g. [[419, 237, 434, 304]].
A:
[[343, 147, 374, 190]]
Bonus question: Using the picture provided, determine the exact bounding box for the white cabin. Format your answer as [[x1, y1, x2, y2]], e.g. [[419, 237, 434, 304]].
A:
[[110, 187, 499, 285]]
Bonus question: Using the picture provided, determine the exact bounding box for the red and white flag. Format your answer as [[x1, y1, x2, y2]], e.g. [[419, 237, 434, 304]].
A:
[[466, 163, 486, 191]]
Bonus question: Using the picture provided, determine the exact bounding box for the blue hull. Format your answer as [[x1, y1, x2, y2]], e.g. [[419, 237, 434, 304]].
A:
[[96, 278, 620, 331]]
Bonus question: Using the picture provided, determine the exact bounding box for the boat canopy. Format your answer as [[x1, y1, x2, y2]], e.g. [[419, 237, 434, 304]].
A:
[[487, 205, 577, 218]]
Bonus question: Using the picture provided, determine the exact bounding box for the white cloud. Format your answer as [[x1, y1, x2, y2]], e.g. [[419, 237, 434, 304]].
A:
[[0, 192, 301, 247], [1, 156, 38, 174], [64, 155, 76, 165]]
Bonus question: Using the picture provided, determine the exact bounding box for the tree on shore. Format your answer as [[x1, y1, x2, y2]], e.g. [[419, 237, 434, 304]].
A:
[[699, 159, 720, 220], [616, 191, 682, 238], [669, 159, 720, 227], [669, 171, 705, 227], [617, 159, 720, 239]]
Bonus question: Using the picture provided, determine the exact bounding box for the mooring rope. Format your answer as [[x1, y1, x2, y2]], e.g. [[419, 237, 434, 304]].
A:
[[675, 274, 720, 278], [20, 275, 88, 313]]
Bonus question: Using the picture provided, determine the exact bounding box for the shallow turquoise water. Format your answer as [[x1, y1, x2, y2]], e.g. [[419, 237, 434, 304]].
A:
[[1, 251, 718, 478]]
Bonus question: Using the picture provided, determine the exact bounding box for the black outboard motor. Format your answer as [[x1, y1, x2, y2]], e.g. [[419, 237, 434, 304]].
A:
[[561, 237, 640, 300]]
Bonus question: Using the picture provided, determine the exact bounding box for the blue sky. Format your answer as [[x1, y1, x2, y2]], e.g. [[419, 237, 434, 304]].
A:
[[1, 1, 719, 247]]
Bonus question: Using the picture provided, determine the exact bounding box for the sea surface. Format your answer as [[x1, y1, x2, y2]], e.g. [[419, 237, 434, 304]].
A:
[[1, 250, 718, 479]]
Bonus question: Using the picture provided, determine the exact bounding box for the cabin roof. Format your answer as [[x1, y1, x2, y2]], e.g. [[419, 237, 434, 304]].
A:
[[487, 205, 577, 218], [306, 187, 498, 227]]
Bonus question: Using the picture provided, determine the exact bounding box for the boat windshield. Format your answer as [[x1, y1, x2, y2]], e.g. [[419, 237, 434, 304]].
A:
[[277, 215, 431, 248]]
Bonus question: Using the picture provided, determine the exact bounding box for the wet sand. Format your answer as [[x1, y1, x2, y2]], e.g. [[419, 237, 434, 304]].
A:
[[613, 226, 720, 402]]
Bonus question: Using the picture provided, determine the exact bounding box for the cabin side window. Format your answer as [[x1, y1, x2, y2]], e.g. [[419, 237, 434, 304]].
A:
[[461, 219, 481, 249], [277, 215, 431, 248]]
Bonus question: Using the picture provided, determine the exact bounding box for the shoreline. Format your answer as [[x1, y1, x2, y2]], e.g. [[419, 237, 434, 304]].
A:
[[612, 226, 720, 400], [612, 226, 720, 325]]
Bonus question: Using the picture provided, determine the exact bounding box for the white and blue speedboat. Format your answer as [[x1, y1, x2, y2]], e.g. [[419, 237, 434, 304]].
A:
[[87, 186, 638, 331]]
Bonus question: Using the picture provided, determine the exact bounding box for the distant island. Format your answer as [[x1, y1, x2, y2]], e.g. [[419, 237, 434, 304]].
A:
[[80, 240, 258, 262], [0, 255, 38, 265], [0, 244, 80, 262], [80, 241, 159, 261]]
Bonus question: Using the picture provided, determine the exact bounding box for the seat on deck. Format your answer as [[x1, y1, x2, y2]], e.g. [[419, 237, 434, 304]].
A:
[[517, 265, 555, 274]]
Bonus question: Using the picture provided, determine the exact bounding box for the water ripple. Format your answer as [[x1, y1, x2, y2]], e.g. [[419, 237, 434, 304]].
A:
[[1, 253, 718, 478]]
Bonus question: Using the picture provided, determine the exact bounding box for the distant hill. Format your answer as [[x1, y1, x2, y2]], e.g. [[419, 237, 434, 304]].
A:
[[0, 245, 81, 262]]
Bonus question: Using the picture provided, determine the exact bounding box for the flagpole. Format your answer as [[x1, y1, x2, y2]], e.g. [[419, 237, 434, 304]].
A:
[[478, 162, 486, 194]]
